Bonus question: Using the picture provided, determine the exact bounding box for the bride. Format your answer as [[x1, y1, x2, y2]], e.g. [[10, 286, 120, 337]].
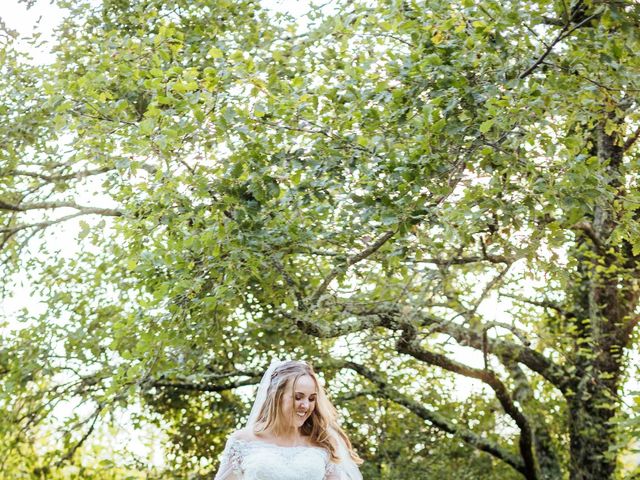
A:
[[214, 360, 363, 480]]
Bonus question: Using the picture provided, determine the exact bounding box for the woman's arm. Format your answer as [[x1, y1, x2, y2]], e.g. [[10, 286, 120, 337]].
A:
[[325, 462, 349, 480], [325, 459, 363, 480], [213, 434, 244, 480], [324, 470, 341, 480]]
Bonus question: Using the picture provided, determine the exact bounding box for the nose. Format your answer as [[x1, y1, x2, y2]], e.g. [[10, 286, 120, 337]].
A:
[[299, 399, 309, 410]]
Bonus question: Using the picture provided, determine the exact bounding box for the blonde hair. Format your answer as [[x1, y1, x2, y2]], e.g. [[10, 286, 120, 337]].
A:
[[252, 360, 362, 465]]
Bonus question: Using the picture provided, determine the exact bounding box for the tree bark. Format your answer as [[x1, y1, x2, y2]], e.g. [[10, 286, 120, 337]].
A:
[[568, 391, 618, 480], [565, 117, 636, 480]]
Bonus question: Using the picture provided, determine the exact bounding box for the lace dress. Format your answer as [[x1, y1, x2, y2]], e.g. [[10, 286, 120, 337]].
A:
[[213, 437, 352, 480]]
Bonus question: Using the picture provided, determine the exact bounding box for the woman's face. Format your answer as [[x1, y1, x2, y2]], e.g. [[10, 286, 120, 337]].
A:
[[282, 374, 317, 428]]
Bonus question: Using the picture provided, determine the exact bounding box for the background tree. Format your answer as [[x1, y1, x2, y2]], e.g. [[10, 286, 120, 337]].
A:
[[1, 0, 639, 479]]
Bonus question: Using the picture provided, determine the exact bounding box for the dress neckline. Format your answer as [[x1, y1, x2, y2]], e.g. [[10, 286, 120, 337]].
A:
[[235, 437, 325, 451]]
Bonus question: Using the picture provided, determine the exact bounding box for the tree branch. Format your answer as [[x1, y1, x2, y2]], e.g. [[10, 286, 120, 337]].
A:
[[466, 264, 511, 319], [395, 326, 539, 479], [272, 256, 306, 309], [540, 60, 640, 93], [0, 200, 122, 216], [520, 10, 603, 79], [293, 303, 570, 394], [410, 253, 513, 265], [426, 318, 572, 394], [0, 210, 118, 237], [9, 162, 159, 181], [571, 221, 604, 252], [304, 229, 396, 309], [624, 124, 640, 152], [540, 16, 566, 26], [504, 360, 563, 477], [293, 309, 390, 339], [149, 374, 261, 393], [55, 402, 104, 467], [500, 292, 569, 317], [10, 166, 112, 182], [343, 361, 527, 476]]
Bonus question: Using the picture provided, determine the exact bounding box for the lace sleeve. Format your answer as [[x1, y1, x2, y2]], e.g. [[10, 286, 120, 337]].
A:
[[327, 460, 357, 480], [325, 461, 342, 480], [214, 437, 244, 480]]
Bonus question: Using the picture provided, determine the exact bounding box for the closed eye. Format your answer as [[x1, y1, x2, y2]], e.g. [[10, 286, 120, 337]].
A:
[[296, 394, 317, 401]]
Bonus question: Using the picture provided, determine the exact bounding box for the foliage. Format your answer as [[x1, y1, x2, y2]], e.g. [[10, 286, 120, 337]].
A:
[[1, 0, 640, 478]]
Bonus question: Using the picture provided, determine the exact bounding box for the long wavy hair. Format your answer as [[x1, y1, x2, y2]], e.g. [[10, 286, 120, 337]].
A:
[[252, 360, 362, 465]]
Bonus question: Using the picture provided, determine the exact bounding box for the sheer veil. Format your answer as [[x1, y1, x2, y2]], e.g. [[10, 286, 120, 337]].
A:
[[246, 359, 362, 480], [246, 358, 284, 429]]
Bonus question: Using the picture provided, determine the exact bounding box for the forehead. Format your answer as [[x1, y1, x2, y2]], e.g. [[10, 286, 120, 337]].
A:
[[290, 374, 317, 394]]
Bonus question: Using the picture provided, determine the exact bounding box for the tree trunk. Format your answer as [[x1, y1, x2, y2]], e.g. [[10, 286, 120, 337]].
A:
[[567, 381, 619, 480], [564, 119, 632, 480]]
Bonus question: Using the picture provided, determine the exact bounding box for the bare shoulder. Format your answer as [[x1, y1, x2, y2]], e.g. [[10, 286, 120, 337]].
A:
[[230, 428, 256, 441]]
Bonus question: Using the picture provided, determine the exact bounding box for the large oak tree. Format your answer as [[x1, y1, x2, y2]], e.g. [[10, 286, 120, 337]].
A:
[[1, 0, 639, 478]]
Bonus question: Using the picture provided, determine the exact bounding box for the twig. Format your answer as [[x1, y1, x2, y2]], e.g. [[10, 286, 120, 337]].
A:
[[624, 124, 640, 152], [519, 10, 602, 79], [305, 230, 396, 309]]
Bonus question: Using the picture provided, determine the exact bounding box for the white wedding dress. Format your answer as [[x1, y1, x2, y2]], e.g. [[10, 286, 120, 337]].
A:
[[213, 437, 352, 480]]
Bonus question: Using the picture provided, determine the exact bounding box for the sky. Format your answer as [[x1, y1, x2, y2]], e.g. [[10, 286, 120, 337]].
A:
[[1, 0, 64, 62]]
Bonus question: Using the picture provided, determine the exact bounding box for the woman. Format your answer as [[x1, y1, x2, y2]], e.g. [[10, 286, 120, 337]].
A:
[[214, 360, 363, 480]]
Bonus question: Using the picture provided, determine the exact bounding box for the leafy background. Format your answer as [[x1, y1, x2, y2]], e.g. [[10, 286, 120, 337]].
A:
[[1, 0, 639, 479]]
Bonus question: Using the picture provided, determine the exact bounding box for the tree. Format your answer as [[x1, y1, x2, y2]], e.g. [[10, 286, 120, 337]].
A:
[[1, 0, 639, 479]]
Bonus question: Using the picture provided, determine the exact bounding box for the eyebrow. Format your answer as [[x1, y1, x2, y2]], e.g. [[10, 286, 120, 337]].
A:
[[295, 392, 317, 396]]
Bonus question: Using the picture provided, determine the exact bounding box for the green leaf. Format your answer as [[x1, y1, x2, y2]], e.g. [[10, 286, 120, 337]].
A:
[[479, 119, 494, 133], [207, 47, 224, 58]]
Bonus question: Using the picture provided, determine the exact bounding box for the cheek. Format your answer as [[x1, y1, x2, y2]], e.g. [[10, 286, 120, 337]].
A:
[[282, 397, 294, 413]]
